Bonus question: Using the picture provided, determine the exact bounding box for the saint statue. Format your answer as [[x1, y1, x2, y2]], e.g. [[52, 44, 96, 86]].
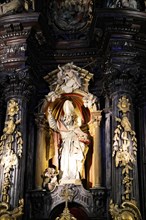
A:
[[47, 100, 89, 184]]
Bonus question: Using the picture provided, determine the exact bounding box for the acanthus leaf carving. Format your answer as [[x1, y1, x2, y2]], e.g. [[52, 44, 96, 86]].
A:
[[0, 99, 23, 205]]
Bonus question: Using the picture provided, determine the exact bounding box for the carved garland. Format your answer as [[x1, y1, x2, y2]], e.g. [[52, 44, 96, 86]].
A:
[[110, 96, 141, 219], [0, 99, 23, 219]]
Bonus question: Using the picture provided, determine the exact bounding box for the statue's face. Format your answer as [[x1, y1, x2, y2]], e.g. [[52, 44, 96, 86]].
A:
[[63, 114, 74, 125]]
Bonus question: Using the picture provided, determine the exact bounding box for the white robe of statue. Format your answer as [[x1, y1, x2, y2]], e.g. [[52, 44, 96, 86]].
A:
[[47, 100, 89, 182]]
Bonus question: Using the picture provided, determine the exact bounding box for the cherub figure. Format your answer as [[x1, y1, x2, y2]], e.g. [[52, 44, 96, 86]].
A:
[[55, 63, 81, 93]]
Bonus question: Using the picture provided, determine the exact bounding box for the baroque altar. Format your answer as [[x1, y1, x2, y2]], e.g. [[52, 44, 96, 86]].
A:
[[0, 0, 146, 219], [28, 63, 107, 220]]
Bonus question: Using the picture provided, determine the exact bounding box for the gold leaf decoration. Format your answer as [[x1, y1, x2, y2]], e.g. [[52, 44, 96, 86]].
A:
[[0, 199, 24, 220], [112, 96, 137, 201], [109, 200, 142, 220], [55, 185, 77, 220], [110, 96, 142, 220], [0, 99, 23, 205]]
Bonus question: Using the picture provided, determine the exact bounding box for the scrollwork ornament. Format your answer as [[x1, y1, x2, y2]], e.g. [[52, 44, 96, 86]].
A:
[[112, 96, 137, 201], [109, 200, 142, 220], [0, 99, 23, 205], [110, 96, 142, 219], [0, 198, 24, 220]]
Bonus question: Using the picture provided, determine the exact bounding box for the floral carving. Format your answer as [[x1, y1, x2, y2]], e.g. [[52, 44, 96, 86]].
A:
[[109, 96, 141, 219], [109, 200, 142, 220], [112, 96, 137, 201], [0, 99, 23, 204]]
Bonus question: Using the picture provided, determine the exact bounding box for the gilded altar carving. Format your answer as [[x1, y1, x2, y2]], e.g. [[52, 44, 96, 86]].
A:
[[110, 96, 141, 219], [112, 96, 137, 200], [0, 199, 24, 220], [55, 185, 77, 220], [109, 200, 142, 220], [0, 99, 23, 205]]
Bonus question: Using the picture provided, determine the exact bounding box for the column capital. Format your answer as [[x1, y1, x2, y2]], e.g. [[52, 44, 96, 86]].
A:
[[1, 68, 35, 101], [103, 64, 138, 97]]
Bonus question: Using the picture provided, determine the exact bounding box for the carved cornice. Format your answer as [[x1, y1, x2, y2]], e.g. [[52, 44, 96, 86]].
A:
[[0, 12, 39, 72], [91, 9, 146, 52]]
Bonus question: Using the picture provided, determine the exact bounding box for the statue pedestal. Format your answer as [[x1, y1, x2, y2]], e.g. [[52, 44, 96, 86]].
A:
[[26, 185, 108, 220], [59, 178, 82, 185]]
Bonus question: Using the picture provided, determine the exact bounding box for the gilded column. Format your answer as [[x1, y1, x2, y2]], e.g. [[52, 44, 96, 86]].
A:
[[104, 66, 142, 219], [35, 113, 48, 189], [0, 68, 35, 218], [89, 111, 102, 187]]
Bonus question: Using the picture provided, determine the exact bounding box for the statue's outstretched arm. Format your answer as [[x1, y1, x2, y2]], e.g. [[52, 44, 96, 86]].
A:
[[47, 108, 58, 131]]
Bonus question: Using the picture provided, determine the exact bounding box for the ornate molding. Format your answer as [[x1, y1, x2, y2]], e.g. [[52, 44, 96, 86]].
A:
[[0, 199, 24, 220], [55, 185, 77, 220], [113, 96, 137, 201], [50, 185, 93, 214], [0, 12, 39, 72], [109, 200, 142, 220], [103, 63, 138, 96], [28, 186, 107, 219], [48, 0, 93, 32], [0, 99, 23, 205], [2, 68, 35, 101], [90, 187, 107, 217], [110, 96, 142, 219]]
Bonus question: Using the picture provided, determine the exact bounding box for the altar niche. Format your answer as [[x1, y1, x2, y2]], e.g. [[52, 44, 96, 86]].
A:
[[31, 63, 106, 220], [35, 63, 102, 190]]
